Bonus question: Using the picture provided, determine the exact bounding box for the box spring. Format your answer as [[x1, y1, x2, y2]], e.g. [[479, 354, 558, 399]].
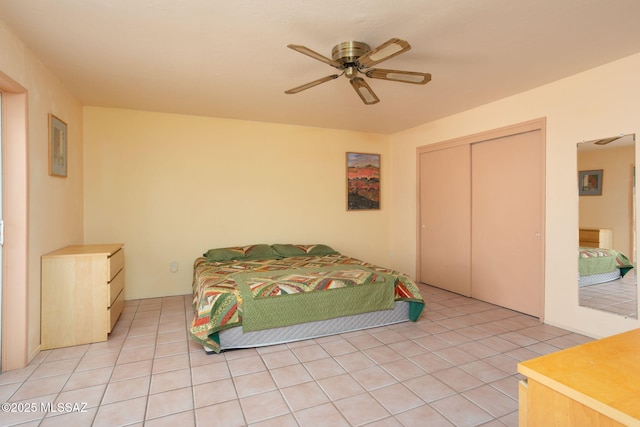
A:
[[204, 301, 410, 353], [579, 268, 621, 287]]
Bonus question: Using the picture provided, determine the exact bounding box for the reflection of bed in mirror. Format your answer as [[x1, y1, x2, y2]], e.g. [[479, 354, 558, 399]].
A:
[[578, 245, 633, 286], [578, 229, 636, 317]]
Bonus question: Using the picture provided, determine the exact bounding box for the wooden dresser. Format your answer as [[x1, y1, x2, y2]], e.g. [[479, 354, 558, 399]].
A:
[[579, 228, 613, 249], [518, 328, 640, 426], [41, 243, 124, 349]]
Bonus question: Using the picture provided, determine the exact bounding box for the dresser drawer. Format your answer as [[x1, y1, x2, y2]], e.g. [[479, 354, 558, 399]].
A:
[[108, 269, 124, 307], [579, 241, 598, 248], [578, 228, 613, 249], [579, 229, 599, 243], [108, 248, 124, 281], [108, 289, 124, 333]]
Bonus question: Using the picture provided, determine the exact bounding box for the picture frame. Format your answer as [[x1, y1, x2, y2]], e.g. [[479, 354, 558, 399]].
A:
[[346, 152, 380, 210], [49, 114, 67, 177], [578, 169, 603, 196]]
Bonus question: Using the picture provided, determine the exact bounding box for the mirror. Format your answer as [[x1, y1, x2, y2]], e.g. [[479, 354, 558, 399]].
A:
[[578, 134, 636, 318]]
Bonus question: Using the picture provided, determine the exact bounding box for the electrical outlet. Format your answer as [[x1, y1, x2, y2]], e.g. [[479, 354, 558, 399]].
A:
[[170, 261, 179, 273]]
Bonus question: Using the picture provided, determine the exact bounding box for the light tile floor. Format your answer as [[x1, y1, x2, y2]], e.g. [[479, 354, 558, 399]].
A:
[[0, 284, 593, 427]]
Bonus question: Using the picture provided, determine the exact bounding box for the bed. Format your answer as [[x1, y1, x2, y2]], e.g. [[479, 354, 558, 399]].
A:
[[578, 246, 634, 287], [188, 244, 424, 353]]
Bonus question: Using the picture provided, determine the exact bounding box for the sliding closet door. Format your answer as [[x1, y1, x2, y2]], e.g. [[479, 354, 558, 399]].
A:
[[418, 145, 471, 296], [471, 130, 543, 317]]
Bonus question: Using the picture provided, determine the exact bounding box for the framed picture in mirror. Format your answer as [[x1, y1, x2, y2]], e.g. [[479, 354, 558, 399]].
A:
[[578, 169, 602, 196]]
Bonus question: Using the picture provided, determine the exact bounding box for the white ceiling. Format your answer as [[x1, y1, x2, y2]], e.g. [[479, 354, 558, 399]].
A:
[[1, 0, 640, 134]]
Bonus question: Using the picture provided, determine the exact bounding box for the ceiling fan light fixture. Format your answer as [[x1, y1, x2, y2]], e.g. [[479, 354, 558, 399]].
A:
[[350, 77, 379, 105], [344, 65, 358, 79]]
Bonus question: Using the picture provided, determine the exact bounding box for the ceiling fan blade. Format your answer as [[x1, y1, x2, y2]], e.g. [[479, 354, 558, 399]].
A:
[[287, 44, 342, 68], [285, 74, 340, 94], [357, 38, 411, 67], [365, 68, 431, 85], [593, 136, 622, 145], [350, 77, 380, 105]]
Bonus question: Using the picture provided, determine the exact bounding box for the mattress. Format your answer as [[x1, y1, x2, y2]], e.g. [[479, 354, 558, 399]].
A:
[[203, 301, 410, 352]]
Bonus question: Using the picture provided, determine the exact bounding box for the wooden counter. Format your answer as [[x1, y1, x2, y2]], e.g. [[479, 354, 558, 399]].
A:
[[518, 328, 640, 426]]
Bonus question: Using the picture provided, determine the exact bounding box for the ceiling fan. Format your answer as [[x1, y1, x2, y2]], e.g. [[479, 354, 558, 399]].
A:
[[284, 38, 431, 105]]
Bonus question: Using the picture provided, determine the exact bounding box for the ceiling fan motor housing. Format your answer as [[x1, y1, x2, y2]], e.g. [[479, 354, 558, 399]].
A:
[[332, 41, 370, 65]]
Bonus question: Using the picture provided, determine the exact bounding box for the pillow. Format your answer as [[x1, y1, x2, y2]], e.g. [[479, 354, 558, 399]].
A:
[[271, 244, 339, 257], [203, 244, 281, 261]]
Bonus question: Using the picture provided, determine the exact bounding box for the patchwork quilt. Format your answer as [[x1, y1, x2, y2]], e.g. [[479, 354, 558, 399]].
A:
[[189, 253, 424, 352], [578, 247, 634, 277]]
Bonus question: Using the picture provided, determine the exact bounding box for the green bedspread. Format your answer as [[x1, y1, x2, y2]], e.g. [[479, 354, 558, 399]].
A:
[[233, 266, 395, 332], [578, 247, 634, 277]]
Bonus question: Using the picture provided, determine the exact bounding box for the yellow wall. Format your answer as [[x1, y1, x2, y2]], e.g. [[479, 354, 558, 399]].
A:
[[390, 52, 640, 339], [0, 19, 84, 366], [83, 108, 391, 299], [579, 145, 634, 257]]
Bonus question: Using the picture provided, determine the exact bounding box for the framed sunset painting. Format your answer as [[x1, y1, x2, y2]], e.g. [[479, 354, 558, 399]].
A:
[[346, 152, 380, 210]]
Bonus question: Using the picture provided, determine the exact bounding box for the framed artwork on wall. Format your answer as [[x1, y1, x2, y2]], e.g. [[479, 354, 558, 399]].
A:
[[578, 169, 603, 196], [49, 114, 67, 177], [346, 152, 380, 210]]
